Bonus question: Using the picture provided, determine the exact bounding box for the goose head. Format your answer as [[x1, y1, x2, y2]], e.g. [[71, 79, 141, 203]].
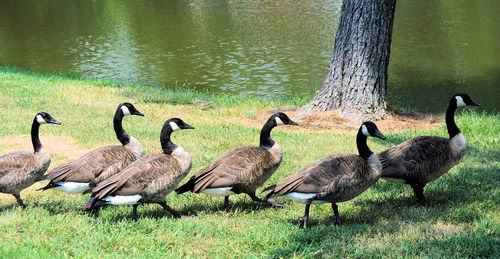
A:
[[271, 112, 299, 127], [360, 121, 386, 140], [167, 118, 195, 132], [452, 93, 480, 108], [35, 112, 62, 125], [118, 103, 145, 117]]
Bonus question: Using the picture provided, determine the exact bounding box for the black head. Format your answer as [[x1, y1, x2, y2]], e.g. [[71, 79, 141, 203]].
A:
[[451, 93, 480, 108], [360, 121, 386, 140], [118, 103, 145, 117], [165, 118, 195, 132], [271, 112, 299, 127], [35, 112, 61, 125]]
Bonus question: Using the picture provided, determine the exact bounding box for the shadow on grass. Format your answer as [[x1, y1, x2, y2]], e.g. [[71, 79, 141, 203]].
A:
[[179, 197, 272, 217]]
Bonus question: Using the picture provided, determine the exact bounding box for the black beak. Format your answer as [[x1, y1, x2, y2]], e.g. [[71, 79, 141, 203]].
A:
[[49, 118, 62, 125], [470, 101, 480, 107], [287, 120, 299, 126], [183, 124, 195, 130], [373, 129, 386, 140], [134, 111, 145, 117]]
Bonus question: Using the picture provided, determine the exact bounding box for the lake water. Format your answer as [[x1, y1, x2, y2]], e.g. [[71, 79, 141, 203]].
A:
[[0, 0, 498, 112]]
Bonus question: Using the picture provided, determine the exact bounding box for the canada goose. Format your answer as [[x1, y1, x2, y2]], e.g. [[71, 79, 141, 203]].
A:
[[175, 112, 298, 210], [377, 93, 480, 203], [0, 112, 61, 207], [84, 118, 194, 220], [38, 103, 144, 194], [263, 122, 386, 228]]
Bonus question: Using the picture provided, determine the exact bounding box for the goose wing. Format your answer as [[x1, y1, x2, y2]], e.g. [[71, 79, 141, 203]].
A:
[[271, 154, 361, 197], [92, 153, 180, 199], [377, 136, 450, 180], [44, 145, 139, 184], [191, 146, 273, 193], [0, 152, 40, 188]]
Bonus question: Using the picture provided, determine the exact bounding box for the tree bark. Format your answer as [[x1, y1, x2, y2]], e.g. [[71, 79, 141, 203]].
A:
[[298, 0, 397, 123]]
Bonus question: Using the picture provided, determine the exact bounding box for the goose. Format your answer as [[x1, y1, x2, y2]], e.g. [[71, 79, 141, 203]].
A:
[[84, 118, 194, 220], [38, 103, 144, 194], [0, 112, 61, 207], [377, 93, 480, 203], [175, 112, 298, 210], [263, 121, 386, 228]]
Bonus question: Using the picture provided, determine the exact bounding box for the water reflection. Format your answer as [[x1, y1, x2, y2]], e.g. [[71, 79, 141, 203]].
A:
[[0, 0, 498, 112]]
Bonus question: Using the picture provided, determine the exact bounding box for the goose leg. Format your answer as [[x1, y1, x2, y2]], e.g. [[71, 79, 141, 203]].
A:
[[13, 193, 26, 208], [410, 183, 427, 204], [158, 201, 181, 218], [299, 199, 313, 229], [222, 196, 230, 211], [248, 192, 284, 207], [131, 204, 139, 221], [332, 203, 341, 225]]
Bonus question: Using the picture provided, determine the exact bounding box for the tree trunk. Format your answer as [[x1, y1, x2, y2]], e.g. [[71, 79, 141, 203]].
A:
[[298, 0, 397, 123]]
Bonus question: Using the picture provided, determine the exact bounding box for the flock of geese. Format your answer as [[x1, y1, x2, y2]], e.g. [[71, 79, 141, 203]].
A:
[[0, 93, 479, 228]]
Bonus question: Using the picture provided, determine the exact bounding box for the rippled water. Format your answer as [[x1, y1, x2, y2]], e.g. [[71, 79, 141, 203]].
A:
[[0, 0, 498, 112]]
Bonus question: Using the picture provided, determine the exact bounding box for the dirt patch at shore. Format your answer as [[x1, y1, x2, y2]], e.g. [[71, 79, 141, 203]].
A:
[[0, 134, 88, 162], [240, 107, 442, 133]]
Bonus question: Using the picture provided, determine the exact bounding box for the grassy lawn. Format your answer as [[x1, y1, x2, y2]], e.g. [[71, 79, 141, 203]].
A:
[[0, 66, 498, 258]]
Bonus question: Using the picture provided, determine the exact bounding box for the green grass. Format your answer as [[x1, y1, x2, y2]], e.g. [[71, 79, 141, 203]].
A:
[[0, 66, 499, 258]]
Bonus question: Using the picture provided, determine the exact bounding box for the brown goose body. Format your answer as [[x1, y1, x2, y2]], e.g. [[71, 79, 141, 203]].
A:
[[268, 154, 382, 204], [91, 148, 191, 203], [38, 103, 144, 194], [42, 140, 142, 190], [0, 150, 50, 197], [378, 134, 466, 185], [188, 144, 282, 195]]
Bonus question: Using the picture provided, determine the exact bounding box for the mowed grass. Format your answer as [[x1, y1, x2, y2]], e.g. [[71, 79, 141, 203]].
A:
[[0, 66, 498, 258]]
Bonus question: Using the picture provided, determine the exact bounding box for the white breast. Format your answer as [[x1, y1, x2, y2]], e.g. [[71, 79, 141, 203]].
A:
[[54, 182, 90, 194], [201, 187, 235, 196], [367, 154, 383, 177], [282, 192, 328, 204], [450, 133, 467, 153], [125, 136, 143, 157], [171, 146, 192, 172], [103, 194, 142, 205]]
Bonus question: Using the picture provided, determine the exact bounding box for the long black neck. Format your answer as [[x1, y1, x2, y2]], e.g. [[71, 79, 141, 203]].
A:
[[259, 119, 276, 149], [31, 119, 42, 153], [160, 126, 176, 155], [445, 101, 461, 139], [356, 130, 372, 159], [113, 111, 130, 145]]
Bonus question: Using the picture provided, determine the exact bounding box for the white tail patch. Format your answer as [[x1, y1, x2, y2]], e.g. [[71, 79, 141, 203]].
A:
[[201, 187, 235, 196], [455, 96, 466, 107], [54, 182, 90, 194], [361, 125, 370, 136], [36, 115, 47, 124], [103, 194, 142, 205], [283, 192, 328, 204], [121, 106, 132, 116], [169, 121, 181, 132], [275, 117, 284, 126]]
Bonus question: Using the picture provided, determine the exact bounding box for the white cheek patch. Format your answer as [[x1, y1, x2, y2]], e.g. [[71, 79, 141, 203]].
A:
[[361, 125, 370, 136], [170, 121, 181, 132], [275, 117, 284, 126], [455, 96, 466, 107], [36, 115, 47, 124], [121, 106, 132, 116]]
